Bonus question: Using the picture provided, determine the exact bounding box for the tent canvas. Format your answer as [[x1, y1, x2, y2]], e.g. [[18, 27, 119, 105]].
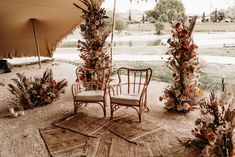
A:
[[0, 0, 102, 65]]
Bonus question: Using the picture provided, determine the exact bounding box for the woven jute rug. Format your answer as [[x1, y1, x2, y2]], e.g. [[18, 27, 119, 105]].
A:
[[39, 126, 86, 156], [108, 115, 165, 144], [52, 112, 111, 137], [40, 113, 166, 156]]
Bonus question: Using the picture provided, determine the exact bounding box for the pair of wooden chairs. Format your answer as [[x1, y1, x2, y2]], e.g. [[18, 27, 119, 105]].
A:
[[71, 67, 152, 122]]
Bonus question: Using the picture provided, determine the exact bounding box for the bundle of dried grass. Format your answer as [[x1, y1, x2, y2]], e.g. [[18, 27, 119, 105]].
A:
[[160, 16, 202, 113], [8, 69, 67, 111]]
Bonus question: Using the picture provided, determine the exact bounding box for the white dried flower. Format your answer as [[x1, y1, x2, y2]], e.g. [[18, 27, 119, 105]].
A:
[[183, 103, 190, 110], [202, 114, 214, 124]]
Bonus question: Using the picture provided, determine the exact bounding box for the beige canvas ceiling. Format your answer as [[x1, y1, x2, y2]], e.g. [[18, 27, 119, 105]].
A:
[[0, 0, 101, 58]]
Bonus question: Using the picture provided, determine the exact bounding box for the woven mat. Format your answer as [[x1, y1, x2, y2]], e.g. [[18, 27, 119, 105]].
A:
[[40, 113, 165, 156], [108, 115, 165, 144], [39, 125, 100, 157], [52, 112, 111, 137]]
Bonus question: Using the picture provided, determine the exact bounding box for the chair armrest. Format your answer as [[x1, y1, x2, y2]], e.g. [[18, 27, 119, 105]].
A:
[[71, 82, 84, 98]]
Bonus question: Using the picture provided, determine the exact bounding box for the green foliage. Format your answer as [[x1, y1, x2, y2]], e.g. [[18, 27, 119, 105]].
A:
[[154, 21, 164, 34], [128, 11, 132, 21], [210, 9, 225, 22], [115, 20, 127, 32], [105, 11, 127, 32], [210, 9, 218, 22], [148, 39, 161, 46], [59, 41, 76, 48], [202, 12, 206, 23], [142, 14, 145, 24], [146, 0, 185, 22], [226, 6, 235, 21], [217, 11, 225, 22]]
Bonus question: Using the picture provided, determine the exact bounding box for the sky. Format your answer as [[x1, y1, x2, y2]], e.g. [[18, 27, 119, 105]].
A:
[[101, 0, 234, 15]]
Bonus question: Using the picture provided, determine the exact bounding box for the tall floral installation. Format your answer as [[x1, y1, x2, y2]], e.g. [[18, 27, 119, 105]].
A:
[[159, 16, 202, 113], [74, 0, 110, 72], [8, 69, 67, 117], [179, 79, 235, 157]]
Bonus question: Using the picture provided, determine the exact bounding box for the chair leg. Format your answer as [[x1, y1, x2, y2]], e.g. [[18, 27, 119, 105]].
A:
[[139, 106, 142, 123], [103, 101, 106, 117], [74, 102, 77, 114], [110, 103, 113, 120]]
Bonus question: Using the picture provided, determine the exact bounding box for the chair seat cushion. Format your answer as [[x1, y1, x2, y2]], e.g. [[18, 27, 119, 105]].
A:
[[75, 90, 104, 101], [111, 94, 140, 106]]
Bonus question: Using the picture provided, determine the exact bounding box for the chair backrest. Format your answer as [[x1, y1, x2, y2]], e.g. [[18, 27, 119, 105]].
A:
[[116, 67, 152, 95], [76, 67, 110, 91]]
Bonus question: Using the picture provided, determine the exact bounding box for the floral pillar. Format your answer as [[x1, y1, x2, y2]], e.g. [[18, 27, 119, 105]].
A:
[[160, 16, 202, 112], [74, 0, 110, 70]]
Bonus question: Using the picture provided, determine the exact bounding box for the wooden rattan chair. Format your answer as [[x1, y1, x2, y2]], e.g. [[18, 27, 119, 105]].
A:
[[109, 67, 152, 122], [72, 67, 110, 117]]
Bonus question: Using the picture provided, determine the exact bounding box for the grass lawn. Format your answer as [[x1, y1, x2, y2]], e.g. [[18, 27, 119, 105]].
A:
[[112, 61, 235, 91], [47, 59, 235, 91]]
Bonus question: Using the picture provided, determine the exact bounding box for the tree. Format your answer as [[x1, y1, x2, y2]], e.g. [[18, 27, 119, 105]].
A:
[[210, 9, 225, 22], [210, 9, 218, 22], [128, 11, 132, 21], [115, 20, 126, 32], [105, 11, 127, 32], [202, 12, 206, 22], [146, 0, 185, 22], [142, 14, 145, 24], [217, 11, 225, 22], [154, 21, 164, 34], [226, 6, 235, 22]]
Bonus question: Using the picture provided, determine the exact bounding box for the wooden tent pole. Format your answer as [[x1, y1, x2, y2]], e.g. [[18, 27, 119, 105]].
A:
[[110, 0, 116, 66], [31, 18, 41, 69]]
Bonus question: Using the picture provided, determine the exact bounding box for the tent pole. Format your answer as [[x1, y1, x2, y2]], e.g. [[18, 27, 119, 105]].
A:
[[31, 18, 41, 69], [110, 0, 116, 67]]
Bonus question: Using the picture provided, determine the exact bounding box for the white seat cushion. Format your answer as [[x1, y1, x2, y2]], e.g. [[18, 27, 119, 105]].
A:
[[75, 90, 104, 101], [111, 94, 140, 106]]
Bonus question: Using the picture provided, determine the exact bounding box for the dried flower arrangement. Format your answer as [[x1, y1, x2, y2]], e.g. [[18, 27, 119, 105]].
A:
[[159, 16, 202, 112], [74, 0, 110, 71], [179, 79, 235, 157], [8, 69, 67, 112]]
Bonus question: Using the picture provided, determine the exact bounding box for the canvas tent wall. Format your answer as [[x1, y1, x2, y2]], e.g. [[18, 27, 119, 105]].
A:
[[0, 0, 102, 63]]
